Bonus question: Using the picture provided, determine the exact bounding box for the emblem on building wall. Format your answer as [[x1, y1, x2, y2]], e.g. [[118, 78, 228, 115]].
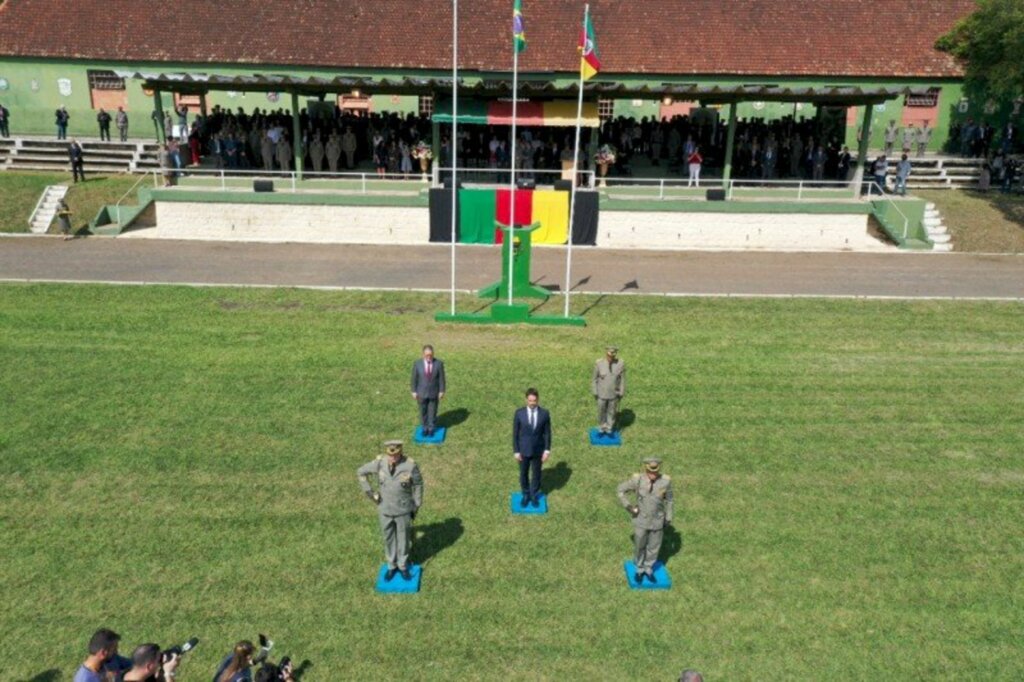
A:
[[57, 78, 72, 96], [30, 79, 39, 91], [267, 91, 280, 103], [0, 78, 9, 91]]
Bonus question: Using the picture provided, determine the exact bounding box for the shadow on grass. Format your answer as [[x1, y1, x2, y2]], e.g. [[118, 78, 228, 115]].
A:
[[18, 671, 61, 682], [617, 408, 636, 432], [437, 408, 470, 429], [412, 517, 464, 566], [660, 523, 683, 564], [578, 279, 640, 316], [542, 461, 572, 496], [292, 659, 313, 680]]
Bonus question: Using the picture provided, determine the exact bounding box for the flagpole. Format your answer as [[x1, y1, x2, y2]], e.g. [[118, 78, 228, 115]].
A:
[[449, 0, 458, 316], [564, 3, 588, 317], [508, 25, 520, 306]]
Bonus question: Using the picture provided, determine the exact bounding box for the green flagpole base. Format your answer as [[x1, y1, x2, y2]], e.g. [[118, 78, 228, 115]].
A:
[[435, 303, 585, 327], [477, 281, 551, 301]]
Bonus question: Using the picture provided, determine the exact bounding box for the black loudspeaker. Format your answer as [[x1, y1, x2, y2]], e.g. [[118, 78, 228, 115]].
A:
[[554, 179, 573, 192], [706, 188, 726, 201], [254, 179, 274, 192], [442, 180, 463, 190], [516, 177, 536, 190]]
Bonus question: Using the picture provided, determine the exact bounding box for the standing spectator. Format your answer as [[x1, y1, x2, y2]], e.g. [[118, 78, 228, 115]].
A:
[[901, 124, 915, 153], [175, 104, 188, 139], [883, 120, 898, 155], [686, 146, 703, 188], [96, 108, 112, 141], [978, 162, 991, 191], [277, 136, 292, 172], [894, 154, 912, 195], [1001, 122, 1015, 154], [789, 134, 803, 178], [399, 139, 413, 179], [309, 134, 325, 173], [0, 101, 10, 137], [115, 107, 129, 142], [326, 132, 341, 173], [871, 154, 888, 193], [762, 141, 777, 179], [56, 198, 74, 240], [55, 105, 70, 139], [261, 133, 274, 171], [73, 628, 121, 682], [811, 144, 827, 182], [374, 139, 387, 178], [68, 139, 85, 183], [916, 120, 932, 157], [163, 111, 174, 142], [341, 126, 357, 170], [649, 125, 663, 166], [836, 145, 852, 180]]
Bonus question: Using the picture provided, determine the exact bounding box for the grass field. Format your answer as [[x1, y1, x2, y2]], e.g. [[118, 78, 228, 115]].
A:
[[0, 172, 141, 234], [917, 189, 1024, 253], [1, 285, 1023, 681]]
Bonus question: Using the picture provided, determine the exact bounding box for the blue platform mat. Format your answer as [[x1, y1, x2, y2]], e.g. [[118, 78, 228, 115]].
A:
[[589, 428, 622, 446], [510, 492, 548, 515], [375, 564, 422, 593], [414, 426, 447, 444], [623, 560, 672, 590]]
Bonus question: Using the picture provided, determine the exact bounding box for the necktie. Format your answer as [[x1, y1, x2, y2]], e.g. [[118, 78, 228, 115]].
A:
[[389, 463, 396, 476], [425, 361, 431, 377], [530, 408, 536, 429]]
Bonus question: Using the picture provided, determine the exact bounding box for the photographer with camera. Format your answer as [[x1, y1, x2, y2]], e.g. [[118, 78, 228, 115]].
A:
[[214, 640, 256, 682], [122, 644, 179, 682], [254, 657, 295, 682]]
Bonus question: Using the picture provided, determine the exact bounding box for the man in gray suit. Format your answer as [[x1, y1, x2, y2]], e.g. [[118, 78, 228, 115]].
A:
[[357, 440, 424, 581], [411, 344, 446, 436], [592, 346, 625, 434]]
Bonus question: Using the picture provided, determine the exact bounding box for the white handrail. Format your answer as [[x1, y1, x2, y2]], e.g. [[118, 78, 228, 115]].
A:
[[114, 172, 152, 227], [866, 181, 910, 240]]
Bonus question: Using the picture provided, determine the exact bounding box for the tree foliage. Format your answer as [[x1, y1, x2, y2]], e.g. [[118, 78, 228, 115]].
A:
[[937, 0, 1024, 103]]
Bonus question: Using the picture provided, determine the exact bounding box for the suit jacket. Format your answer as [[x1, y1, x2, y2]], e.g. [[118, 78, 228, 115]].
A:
[[411, 358, 446, 399], [513, 406, 551, 458]]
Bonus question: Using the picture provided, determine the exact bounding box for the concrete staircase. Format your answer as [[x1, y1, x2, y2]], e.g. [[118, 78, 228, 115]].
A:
[[923, 202, 953, 252], [0, 137, 159, 173], [28, 184, 69, 234]]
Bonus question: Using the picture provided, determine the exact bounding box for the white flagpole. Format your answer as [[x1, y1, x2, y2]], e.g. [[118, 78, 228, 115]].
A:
[[564, 4, 588, 317], [449, 0, 458, 315], [508, 18, 520, 305]]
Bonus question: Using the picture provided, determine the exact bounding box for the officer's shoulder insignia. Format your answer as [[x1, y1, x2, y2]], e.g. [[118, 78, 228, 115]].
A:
[[405, 457, 417, 466], [662, 475, 671, 482], [632, 473, 641, 480]]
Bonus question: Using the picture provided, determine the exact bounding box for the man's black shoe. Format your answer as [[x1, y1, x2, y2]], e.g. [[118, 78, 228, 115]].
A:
[[634, 572, 643, 584], [400, 567, 412, 581], [384, 567, 397, 581], [520, 494, 530, 508], [531, 495, 540, 508], [646, 572, 657, 584]]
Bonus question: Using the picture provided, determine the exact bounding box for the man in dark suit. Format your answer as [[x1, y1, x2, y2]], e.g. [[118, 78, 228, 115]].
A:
[[512, 387, 551, 508], [68, 139, 85, 183], [410, 344, 446, 436]]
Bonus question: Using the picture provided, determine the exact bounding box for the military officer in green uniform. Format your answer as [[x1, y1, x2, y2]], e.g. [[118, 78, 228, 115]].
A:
[[357, 440, 424, 581], [617, 457, 673, 584], [592, 345, 625, 434]]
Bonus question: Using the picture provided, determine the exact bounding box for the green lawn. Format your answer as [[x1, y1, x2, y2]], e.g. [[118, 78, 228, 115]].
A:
[[1, 285, 1022, 680], [916, 189, 1024, 253], [0, 172, 142, 234]]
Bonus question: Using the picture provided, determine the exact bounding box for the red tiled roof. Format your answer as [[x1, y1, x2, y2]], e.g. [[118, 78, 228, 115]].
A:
[[0, 0, 974, 78]]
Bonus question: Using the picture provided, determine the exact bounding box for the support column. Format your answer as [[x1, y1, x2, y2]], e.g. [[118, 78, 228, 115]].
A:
[[199, 91, 208, 118], [153, 87, 166, 144], [851, 103, 874, 196], [431, 112, 441, 167], [291, 91, 303, 181], [721, 102, 738, 187]]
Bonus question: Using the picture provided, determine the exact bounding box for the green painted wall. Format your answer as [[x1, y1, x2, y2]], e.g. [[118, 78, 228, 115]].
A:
[[2, 56, 1016, 151]]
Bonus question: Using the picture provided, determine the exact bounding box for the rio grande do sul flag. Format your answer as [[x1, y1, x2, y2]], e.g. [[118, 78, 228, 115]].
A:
[[579, 12, 601, 80]]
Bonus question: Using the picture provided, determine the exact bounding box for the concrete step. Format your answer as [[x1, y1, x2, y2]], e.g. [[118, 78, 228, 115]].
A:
[[932, 242, 954, 252], [928, 233, 951, 244]]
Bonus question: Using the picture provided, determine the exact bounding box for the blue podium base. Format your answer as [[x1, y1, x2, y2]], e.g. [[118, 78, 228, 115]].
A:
[[624, 561, 672, 590], [414, 426, 447, 444], [510, 492, 548, 515], [590, 428, 622, 446], [375, 564, 422, 593]]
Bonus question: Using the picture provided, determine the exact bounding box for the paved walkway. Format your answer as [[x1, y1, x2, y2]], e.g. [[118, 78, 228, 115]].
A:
[[1, 237, 1022, 300]]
